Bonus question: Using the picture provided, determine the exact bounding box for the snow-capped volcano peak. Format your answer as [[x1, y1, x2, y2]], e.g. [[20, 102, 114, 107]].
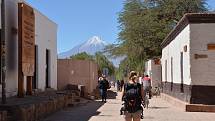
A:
[[58, 36, 124, 67], [59, 36, 108, 58], [86, 36, 107, 45]]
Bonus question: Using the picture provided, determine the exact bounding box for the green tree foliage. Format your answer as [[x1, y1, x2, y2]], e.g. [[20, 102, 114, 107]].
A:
[[109, 0, 207, 76], [70, 52, 115, 76], [95, 52, 115, 76], [70, 52, 94, 61]]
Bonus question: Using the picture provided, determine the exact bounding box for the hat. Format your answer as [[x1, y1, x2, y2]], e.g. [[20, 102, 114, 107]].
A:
[[102, 74, 106, 78], [129, 71, 137, 79], [99, 77, 103, 81]]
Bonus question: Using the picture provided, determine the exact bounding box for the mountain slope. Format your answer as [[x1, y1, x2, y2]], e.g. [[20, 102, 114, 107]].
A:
[[58, 36, 124, 67], [58, 36, 107, 58]]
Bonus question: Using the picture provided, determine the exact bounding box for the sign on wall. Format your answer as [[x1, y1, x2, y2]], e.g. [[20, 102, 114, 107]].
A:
[[18, 3, 35, 76], [208, 44, 215, 50]]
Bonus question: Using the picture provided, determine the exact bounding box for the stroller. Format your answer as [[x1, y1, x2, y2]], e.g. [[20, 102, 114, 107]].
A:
[[120, 101, 144, 119]]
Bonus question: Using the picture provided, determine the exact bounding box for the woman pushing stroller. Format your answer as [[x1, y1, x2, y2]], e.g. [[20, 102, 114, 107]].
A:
[[121, 71, 145, 121]]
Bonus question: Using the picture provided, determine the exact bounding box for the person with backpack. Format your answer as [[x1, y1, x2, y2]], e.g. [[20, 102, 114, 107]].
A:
[[122, 71, 144, 121], [98, 75, 109, 102]]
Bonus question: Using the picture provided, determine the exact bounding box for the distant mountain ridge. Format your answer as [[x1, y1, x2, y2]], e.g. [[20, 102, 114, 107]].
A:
[[59, 36, 107, 58], [58, 36, 124, 67]]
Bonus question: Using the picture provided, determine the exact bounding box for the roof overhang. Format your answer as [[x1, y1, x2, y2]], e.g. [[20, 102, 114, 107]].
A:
[[161, 13, 215, 49]]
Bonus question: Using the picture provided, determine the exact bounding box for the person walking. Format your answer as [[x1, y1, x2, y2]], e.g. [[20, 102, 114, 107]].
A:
[[120, 79, 124, 92], [142, 75, 152, 99], [122, 71, 144, 121], [98, 75, 109, 102], [116, 80, 121, 92]]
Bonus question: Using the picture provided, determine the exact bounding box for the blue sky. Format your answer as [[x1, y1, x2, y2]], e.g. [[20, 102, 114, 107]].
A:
[[26, 0, 124, 53], [26, 0, 215, 54]]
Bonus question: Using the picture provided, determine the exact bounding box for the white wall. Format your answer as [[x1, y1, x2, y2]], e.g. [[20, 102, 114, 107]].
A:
[[190, 23, 215, 86], [145, 60, 152, 76], [35, 10, 58, 90], [161, 25, 191, 85], [0, 0, 57, 97], [145, 60, 161, 87]]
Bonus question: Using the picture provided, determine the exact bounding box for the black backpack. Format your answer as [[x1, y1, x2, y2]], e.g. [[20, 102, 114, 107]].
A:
[[123, 83, 142, 113]]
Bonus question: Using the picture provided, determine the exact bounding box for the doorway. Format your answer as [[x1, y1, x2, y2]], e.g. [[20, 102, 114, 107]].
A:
[[171, 57, 173, 91], [180, 52, 184, 93], [33, 45, 38, 89], [46, 49, 51, 88]]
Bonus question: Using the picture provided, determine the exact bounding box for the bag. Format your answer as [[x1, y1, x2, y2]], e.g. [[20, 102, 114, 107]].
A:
[[104, 79, 110, 89], [98, 81, 103, 89], [123, 83, 142, 113]]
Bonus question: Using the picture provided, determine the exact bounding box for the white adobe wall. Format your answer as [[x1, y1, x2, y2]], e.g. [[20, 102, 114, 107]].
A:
[[190, 23, 215, 86], [35, 10, 58, 90], [145, 60, 152, 76], [145, 60, 161, 87], [0, 0, 57, 97], [151, 60, 161, 87], [161, 25, 191, 85], [2, 0, 20, 97]]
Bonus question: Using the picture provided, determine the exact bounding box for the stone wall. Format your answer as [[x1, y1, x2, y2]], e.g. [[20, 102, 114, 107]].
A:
[[1, 94, 70, 121]]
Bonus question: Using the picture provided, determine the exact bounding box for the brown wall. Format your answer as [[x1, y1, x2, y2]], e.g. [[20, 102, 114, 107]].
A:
[[57, 59, 98, 94]]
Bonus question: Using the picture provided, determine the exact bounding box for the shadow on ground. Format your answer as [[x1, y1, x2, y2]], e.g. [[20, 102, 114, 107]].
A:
[[43, 90, 118, 121], [42, 101, 105, 121], [148, 106, 169, 109], [107, 90, 117, 99]]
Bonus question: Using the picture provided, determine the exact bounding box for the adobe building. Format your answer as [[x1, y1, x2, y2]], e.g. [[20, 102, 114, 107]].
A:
[[0, 0, 57, 97], [161, 13, 215, 105], [57, 59, 98, 95], [145, 59, 162, 88]]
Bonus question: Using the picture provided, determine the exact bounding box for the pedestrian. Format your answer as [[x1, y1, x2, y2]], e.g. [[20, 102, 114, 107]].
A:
[[122, 71, 144, 121], [142, 75, 152, 99], [116, 80, 121, 92], [120, 79, 124, 92], [98, 75, 109, 103]]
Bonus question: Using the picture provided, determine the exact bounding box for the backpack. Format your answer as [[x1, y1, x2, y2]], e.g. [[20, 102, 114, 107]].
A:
[[105, 80, 111, 89], [123, 83, 142, 113], [99, 79, 109, 89], [98, 80, 104, 89]]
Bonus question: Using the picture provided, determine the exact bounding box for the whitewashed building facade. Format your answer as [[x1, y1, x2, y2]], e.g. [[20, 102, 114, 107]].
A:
[[0, 0, 57, 97], [161, 13, 215, 104], [145, 59, 162, 88]]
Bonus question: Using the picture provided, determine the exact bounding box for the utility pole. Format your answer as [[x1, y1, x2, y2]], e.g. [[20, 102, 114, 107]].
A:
[[1, 0, 6, 104]]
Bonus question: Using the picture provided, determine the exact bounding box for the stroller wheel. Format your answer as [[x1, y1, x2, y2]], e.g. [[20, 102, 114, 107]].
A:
[[141, 115, 144, 119]]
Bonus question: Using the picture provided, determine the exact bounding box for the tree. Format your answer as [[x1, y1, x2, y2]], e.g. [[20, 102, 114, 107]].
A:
[[95, 52, 115, 76], [108, 0, 208, 76], [70, 52, 94, 61]]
